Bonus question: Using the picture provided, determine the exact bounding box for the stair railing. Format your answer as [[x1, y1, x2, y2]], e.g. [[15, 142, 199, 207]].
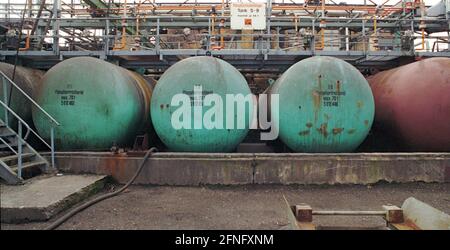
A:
[[0, 70, 60, 177]]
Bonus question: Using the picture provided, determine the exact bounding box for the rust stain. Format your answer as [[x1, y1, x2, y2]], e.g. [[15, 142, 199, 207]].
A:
[[299, 130, 310, 136], [316, 123, 328, 137], [313, 75, 323, 122], [332, 128, 344, 135], [313, 91, 320, 122], [391, 219, 421, 230], [336, 80, 341, 99], [402, 219, 421, 230], [312, 91, 321, 108], [102, 156, 128, 182], [357, 101, 363, 108], [306, 122, 313, 128], [347, 129, 356, 134]]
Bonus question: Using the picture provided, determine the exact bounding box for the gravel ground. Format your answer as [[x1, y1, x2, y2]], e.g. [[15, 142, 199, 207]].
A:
[[1, 182, 449, 230]]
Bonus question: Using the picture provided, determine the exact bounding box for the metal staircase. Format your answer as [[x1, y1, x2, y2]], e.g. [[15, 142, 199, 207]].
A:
[[0, 70, 59, 185], [0, 119, 48, 184]]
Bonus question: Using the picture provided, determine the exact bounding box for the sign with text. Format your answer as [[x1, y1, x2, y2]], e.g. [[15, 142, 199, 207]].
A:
[[230, 3, 266, 30]]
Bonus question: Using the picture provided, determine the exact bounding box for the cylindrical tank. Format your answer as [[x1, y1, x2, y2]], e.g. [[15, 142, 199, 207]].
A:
[[32, 57, 153, 150], [0, 62, 43, 129], [268, 56, 375, 152], [367, 57, 450, 151], [151, 56, 253, 152]]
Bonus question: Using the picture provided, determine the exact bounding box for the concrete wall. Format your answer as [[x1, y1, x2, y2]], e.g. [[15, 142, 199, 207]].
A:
[[49, 152, 450, 185]]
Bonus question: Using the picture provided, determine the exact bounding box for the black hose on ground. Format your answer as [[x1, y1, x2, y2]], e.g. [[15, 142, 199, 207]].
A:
[[45, 147, 158, 230]]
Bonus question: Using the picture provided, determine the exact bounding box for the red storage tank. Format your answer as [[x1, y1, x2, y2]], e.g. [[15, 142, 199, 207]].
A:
[[367, 57, 450, 151]]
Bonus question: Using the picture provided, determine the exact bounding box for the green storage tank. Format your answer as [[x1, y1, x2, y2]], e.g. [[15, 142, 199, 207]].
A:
[[268, 56, 374, 152], [32, 57, 153, 150], [151, 56, 253, 152], [0, 62, 43, 129]]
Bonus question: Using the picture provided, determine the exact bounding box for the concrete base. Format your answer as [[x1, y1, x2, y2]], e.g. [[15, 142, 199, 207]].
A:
[[49, 152, 450, 185], [1, 174, 107, 223]]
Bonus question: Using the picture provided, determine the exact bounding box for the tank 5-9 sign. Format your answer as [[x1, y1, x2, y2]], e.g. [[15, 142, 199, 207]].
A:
[[230, 3, 266, 30]]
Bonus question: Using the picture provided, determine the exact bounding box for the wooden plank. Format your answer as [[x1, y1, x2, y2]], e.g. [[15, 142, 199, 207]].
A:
[[382, 205, 404, 223], [390, 219, 421, 230], [297, 222, 316, 230], [295, 204, 313, 222], [283, 196, 316, 230]]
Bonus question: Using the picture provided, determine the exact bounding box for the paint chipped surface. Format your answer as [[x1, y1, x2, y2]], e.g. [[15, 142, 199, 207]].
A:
[[299, 130, 310, 136], [332, 128, 344, 135], [267, 56, 374, 152], [316, 123, 328, 137]]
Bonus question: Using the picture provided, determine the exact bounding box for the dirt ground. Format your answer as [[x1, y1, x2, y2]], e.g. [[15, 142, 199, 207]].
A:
[[1, 182, 449, 230]]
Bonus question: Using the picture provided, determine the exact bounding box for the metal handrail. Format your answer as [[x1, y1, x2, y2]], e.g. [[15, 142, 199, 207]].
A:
[[0, 136, 18, 154], [0, 100, 51, 149], [0, 72, 58, 172], [0, 70, 60, 126], [1, 16, 449, 22], [0, 100, 32, 137], [0, 104, 25, 178]]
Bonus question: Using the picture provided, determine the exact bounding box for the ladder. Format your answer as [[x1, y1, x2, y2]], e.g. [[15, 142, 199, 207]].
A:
[[0, 70, 60, 185]]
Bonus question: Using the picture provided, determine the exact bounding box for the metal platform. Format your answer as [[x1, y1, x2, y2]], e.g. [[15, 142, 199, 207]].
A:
[[1, 1, 449, 72]]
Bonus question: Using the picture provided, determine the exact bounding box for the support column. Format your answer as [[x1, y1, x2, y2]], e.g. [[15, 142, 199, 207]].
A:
[[52, 0, 60, 55]]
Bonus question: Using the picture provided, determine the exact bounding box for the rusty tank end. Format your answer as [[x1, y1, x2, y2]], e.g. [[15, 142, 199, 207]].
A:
[[0, 62, 44, 129], [367, 57, 450, 152]]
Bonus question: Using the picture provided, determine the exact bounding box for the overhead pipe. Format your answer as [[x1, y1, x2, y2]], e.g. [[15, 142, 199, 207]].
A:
[[416, 0, 427, 51], [19, 30, 30, 51], [113, 0, 128, 50], [136, 0, 141, 36], [316, 20, 326, 50]]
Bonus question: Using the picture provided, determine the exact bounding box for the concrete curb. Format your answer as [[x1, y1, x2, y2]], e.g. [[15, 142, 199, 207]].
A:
[[49, 152, 450, 185]]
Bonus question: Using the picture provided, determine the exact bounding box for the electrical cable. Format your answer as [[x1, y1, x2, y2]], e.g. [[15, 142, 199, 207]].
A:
[[45, 147, 158, 230]]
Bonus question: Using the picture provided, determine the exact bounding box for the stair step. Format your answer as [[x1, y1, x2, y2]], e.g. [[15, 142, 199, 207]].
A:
[[0, 153, 35, 164], [10, 160, 47, 173], [0, 119, 49, 184], [0, 132, 17, 138], [0, 140, 25, 149], [0, 162, 22, 185], [0, 151, 13, 157]]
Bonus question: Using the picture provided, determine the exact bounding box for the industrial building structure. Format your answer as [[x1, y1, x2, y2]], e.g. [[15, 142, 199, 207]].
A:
[[0, 0, 449, 177], [0, 0, 449, 73], [0, 1, 449, 230]]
